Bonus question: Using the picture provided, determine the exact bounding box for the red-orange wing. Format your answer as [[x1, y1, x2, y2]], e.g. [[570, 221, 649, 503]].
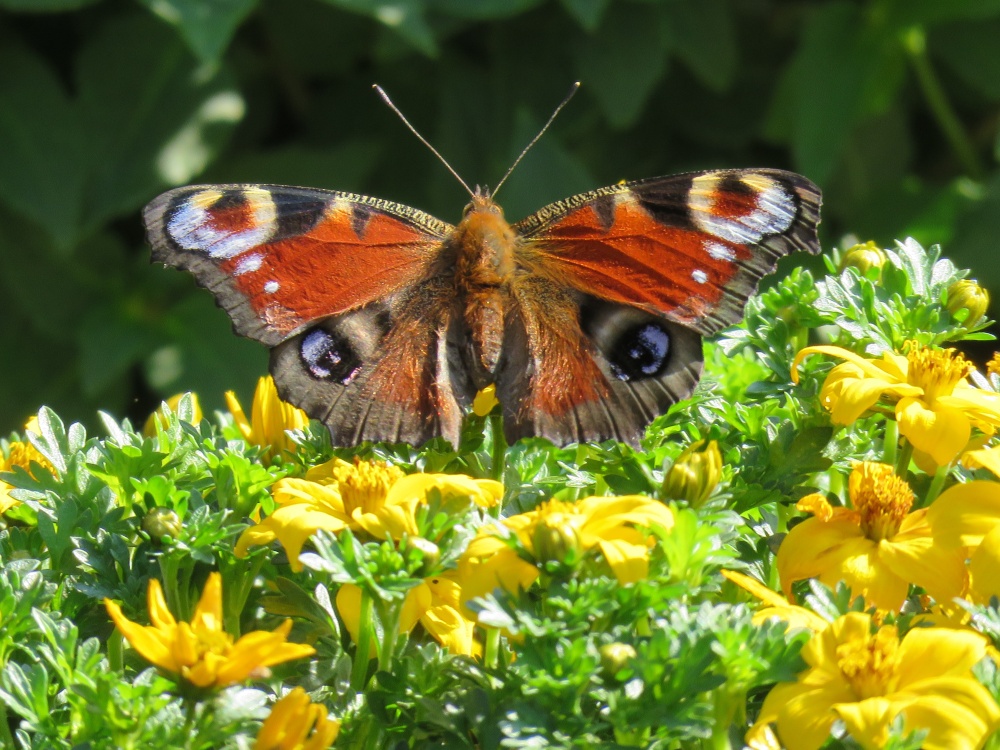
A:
[[513, 168, 821, 336], [144, 185, 453, 347]]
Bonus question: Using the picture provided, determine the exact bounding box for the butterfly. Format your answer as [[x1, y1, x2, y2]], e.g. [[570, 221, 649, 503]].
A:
[[144, 164, 820, 449]]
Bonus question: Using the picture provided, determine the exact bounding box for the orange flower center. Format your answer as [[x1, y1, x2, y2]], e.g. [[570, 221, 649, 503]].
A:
[[849, 462, 914, 541], [988, 352, 1000, 380], [906, 344, 970, 403], [836, 626, 900, 699], [333, 459, 404, 515]]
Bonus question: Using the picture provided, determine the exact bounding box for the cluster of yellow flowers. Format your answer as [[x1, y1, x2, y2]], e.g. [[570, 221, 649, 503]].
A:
[[737, 340, 1000, 749]]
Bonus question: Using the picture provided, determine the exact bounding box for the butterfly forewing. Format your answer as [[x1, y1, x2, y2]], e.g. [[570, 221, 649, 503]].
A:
[[143, 184, 453, 346]]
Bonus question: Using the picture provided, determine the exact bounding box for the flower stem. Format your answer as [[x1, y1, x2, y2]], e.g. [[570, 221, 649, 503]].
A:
[[484, 626, 500, 669], [924, 462, 951, 507], [489, 413, 507, 484], [376, 598, 402, 674], [883, 420, 898, 467], [895, 439, 913, 478], [350, 589, 374, 692], [904, 26, 985, 180], [108, 628, 123, 674]]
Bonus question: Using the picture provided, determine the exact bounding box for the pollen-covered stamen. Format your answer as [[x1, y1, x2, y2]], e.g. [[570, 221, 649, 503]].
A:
[[332, 459, 405, 515], [836, 626, 901, 700], [905, 343, 971, 403], [849, 462, 914, 541]]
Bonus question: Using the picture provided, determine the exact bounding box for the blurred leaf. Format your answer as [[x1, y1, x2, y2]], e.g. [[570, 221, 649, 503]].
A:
[[429, 0, 543, 19], [0, 0, 102, 8], [137, 0, 257, 64], [929, 19, 1000, 100], [0, 44, 87, 252], [78, 304, 161, 397], [78, 14, 243, 230], [662, 0, 737, 93], [877, 0, 1000, 26], [572, 2, 671, 129], [559, 0, 608, 31], [207, 139, 382, 192], [321, 0, 438, 56], [948, 174, 1000, 291]]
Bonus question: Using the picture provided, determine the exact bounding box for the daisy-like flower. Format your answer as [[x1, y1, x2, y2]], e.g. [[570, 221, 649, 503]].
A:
[[777, 462, 965, 610], [142, 392, 203, 436], [793, 343, 1000, 466], [336, 571, 481, 658], [255, 687, 339, 750], [235, 456, 502, 571], [749, 612, 1000, 750], [226, 376, 310, 461], [104, 573, 315, 689], [458, 495, 674, 605], [1, 416, 53, 515]]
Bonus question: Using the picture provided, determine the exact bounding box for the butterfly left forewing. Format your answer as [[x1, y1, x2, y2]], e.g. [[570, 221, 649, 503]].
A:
[[144, 184, 453, 346]]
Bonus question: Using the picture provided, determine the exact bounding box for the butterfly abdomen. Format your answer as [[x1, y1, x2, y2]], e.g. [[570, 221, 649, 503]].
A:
[[452, 199, 519, 378]]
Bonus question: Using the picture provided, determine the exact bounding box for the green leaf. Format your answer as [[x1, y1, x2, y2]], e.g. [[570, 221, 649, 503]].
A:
[[929, 19, 1000, 100], [137, 0, 258, 64], [0, 43, 87, 251], [572, 2, 671, 129], [662, 0, 737, 93], [559, 0, 608, 31], [428, 0, 543, 19], [321, 0, 438, 56], [77, 13, 244, 231], [0, 0, 102, 9]]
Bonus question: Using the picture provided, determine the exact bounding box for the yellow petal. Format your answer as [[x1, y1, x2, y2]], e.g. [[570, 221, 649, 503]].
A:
[[877, 515, 967, 605], [225, 390, 253, 441], [597, 538, 649, 583], [104, 598, 179, 672], [237, 507, 350, 571], [896, 398, 971, 467], [962, 444, 1000, 479], [896, 627, 987, 686], [969, 525, 1000, 602], [217, 623, 315, 686], [898, 678, 1000, 750], [926, 480, 1000, 547], [146, 578, 177, 629], [191, 573, 224, 633], [458, 535, 539, 607], [832, 697, 896, 750]]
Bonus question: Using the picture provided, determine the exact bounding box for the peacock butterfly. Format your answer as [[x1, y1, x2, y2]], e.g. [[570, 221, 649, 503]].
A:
[[143, 90, 821, 449]]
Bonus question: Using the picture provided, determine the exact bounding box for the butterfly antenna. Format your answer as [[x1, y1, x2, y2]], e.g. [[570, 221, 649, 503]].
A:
[[373, 84, 475, 198], [492, 81, 581, 199]]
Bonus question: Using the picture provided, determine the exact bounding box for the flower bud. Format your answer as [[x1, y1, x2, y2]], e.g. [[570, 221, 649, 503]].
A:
[[472, 384, 500, 417], [946, 279, 990, 327], [532, 515, 582, 565], [839, 241, 886, 277], [599, 642, 636, 680], [406, 536, 441, 575], [663, 440, 722, 507], [143, 507, 182, 541]]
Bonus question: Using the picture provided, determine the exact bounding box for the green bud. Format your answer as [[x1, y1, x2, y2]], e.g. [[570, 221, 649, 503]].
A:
[[599, 643, 637, 680], [839, 241, 886, 277], [532, 517, 581, 565], [406, 536, 441, 575], [947, 279, 990, 327], [142, 507, 181, 542], [663, 440, 723, 507]]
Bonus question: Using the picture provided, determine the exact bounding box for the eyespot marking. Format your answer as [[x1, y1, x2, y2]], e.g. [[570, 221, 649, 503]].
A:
[[167, 187, 278, 260]]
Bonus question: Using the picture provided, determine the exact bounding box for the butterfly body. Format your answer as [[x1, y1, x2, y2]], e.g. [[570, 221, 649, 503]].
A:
[[145, 169, 821, 448]]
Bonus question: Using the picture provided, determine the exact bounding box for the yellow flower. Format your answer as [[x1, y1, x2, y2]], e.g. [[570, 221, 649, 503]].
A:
[[235, 457, 502, 571], [104, 573, 314, 688], [777, 462, 966, 610], [750, 612, 1000, 750], [1, 416, 53, 515], [226, 376, 310, 461], [793, 343, 1000, 466], [458, 495, 674, 605], [336, 572, 481, 658], [838, 240, 886, 276], [142, 393, 203, 436], [472, 384, 500, 417], [255, 687, 339, 750]]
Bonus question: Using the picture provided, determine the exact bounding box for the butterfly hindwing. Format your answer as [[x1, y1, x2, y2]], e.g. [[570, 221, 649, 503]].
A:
[[143, 185, 453, 346]]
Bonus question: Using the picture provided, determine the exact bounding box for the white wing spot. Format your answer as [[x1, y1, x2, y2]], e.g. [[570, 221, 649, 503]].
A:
[[705, 241, 736, 262], [691, 269, 709, 284], [264, 280, 280, 294], [234, 253, 263, 275]]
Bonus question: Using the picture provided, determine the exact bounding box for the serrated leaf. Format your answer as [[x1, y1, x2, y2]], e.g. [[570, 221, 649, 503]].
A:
[[137, 0, 257, 64], [572, 2, 670, 129]]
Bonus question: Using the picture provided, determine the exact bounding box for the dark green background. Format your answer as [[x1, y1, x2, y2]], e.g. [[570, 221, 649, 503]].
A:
[[2, 0, 999, 433]]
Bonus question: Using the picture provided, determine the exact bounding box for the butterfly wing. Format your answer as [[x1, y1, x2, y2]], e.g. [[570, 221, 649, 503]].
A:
[[144, 185, 471, 445], [499, 168, 821, 444]]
